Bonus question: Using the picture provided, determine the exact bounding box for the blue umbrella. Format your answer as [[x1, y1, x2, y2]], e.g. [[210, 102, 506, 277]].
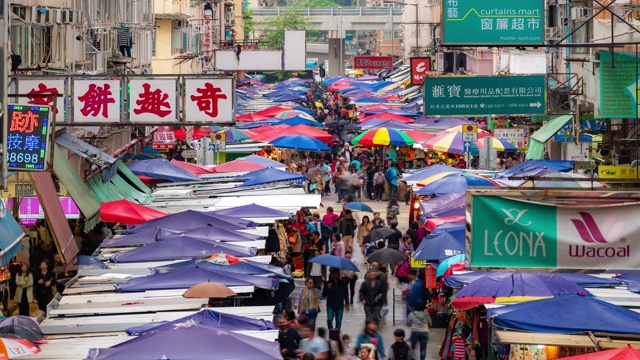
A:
[[270, 135, 330, 152], [436, 254, 466, 277], [343, 202, 373, 213], [308, 254, 359, 272], [416, 173, 498, 196], [413, 232, 464, 261]]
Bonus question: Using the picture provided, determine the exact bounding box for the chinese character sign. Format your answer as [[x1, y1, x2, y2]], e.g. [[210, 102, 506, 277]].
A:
[[443, 0, 544, 45], [18, 79, 66, 121], [494, 128, 526, 149], [410, 57, 431, 86], [424, 75, 546, 116], [184, 78, 234, 123], [151, 126, 178, 149], [6, 104, 51, 171], [73, 79, 121, 123], [129, 79, 177, 123]]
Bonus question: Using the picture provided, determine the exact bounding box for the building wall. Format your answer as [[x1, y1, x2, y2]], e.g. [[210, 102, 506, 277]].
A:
[[464, 50, 493, 75]]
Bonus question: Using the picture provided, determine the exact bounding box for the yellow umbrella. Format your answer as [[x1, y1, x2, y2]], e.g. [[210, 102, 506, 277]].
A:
[[416, 171, 460, 187]]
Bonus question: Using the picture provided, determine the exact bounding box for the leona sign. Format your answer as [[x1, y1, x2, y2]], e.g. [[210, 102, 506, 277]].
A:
[[470, 195, 640, 269], [424, 75, 546, 116], [353, 56, 393, 70], [443, 0, 544, 45]]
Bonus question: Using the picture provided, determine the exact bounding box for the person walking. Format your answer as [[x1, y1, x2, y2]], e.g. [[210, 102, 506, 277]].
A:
[[389, 329, 414, 360], [357, 216, 374, 256], [359, 271, 387, 323], [306, 250, 326, 291], [297, 323, 330, 360], [406, 302, 431, 360], [33, 260, 53, 314], [372, 212, 386, 229], [386, 163, 400, 201], [386, 220, 403, 251], [322, 269, 349, 330], [372, 167, 386, 201], [14, 263, 33, 317], [318, 159, 332, 196], [406, 270, 425, 317], [337, 210, 357, 252], [342, 251, 358, 305], [311, 213, 332, 253], [277, 316, 302, 359], [323, 207, 340, 230], [366, 161, 376, 200], [355, 320, 386, 360], [296, 278, 323, 321], [330, 233, 346, 258]]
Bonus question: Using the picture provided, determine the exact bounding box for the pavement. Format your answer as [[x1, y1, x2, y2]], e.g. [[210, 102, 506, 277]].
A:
[[294, 190, 445, 360]]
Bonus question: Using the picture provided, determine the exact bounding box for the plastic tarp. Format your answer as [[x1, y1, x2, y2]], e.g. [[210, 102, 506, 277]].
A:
[[126, 159, 201, 182], [153, 258, 288, 278], [419, 193, 465, 218], [494, 160, 575, 180], [525, 139, 545, 160], [87, 324, 283, 360], [156, 226, 261, 242], [126, 309, 276, 336], [116, 263, 279, 292], [125, 210, 256, 234], [55, 131, 116, 169], [100, 199, 167, 225], [213, 204, 290, 220], [531, 115, 573, 143], [101, 227, 160, 247], [446, 272, 622, 289], [109, 237, 257, 263], [238, 168, 306, 187], [489, 294, 640, 335]]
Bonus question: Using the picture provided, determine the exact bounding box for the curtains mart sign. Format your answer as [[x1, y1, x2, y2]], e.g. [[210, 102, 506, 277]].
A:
[[469, 195, 640, 269], [443, 0, 544, 45]]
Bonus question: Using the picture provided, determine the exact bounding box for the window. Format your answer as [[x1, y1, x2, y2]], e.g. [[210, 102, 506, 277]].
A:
[[571, 21, 591, 55], [152, 31, 156, 57], [9, 25, 26, 58], [384, 30, 401, 39]]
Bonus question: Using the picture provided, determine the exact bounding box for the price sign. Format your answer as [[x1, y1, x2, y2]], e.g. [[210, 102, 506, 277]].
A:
[[6, 104, 51, 171]]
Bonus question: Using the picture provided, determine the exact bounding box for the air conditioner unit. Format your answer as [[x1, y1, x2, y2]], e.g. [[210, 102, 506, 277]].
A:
[[571, 7, 590, 21], [545, 27, 562, 40], [54, 9, 63, 24], [436, 52, 444, 72]]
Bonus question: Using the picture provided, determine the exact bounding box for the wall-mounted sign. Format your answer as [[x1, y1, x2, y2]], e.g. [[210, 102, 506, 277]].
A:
[[599, 51, 638, 119], [6, 104, 51, 171], [73, 79, 121, 123], [353, 56, 393, 70], [424, 75, 546, 116], [443, 0, 545, 45], [494, 128, 526, 148], [18, 79, 66, 122], [19, 197, 80, 219], [128, 79, 178, 123], [184, 78, 235, 123], [410, 57, 431, 86]]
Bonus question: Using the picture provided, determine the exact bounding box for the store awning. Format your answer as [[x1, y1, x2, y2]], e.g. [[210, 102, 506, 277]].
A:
[[86, 161, 153, 205], [29, 172, 79, 265], [530, 115, 573, 143], [0, 205, 25, 266], [52, 145, 101, 231], [55, 131, 116, 170]]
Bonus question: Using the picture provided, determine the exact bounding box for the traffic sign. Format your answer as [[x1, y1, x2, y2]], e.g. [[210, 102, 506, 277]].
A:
[[213, 132, 226, 142], [208, 142, 217, 153], [462, 124, 478, 133], [216, 140, 226, 151], [462, 124, 478, 142], [463, 141, 473, 154]]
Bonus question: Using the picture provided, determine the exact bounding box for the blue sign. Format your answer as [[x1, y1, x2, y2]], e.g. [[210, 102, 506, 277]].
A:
[[6, 105, 51, 171], [208, 142, 216, 153], [463, 141, 473, 153]]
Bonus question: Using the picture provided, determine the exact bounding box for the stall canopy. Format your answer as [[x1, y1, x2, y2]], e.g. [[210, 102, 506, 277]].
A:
[[126, 309, 276, 336], [169, 160, 213, 176], [212, 204, 290, 221], [489, 294, 640, 335], [87, 161, 153, 205], [126, 159, 201, 182], [413, 232, 464, 261], [153, 256, 287, 278], [125, 210, 256, 234], [212, 159, 266, 173], [116, 263, 279, 292], [156, 225, 261, 242], [100, 199, 167, 225], [419, 193, 465, 219], [0, 206, 25, 265], [493, 160, 575, 185], [109, 236, 257, 263], [242, 155, 288, 169], [446, 272, 622, 289], [55, 131, 116, 170], [29, 172, 79, 264], [87, 324, 282, 360], [238, 168, 306, 187], [52, 145, 101, 231]]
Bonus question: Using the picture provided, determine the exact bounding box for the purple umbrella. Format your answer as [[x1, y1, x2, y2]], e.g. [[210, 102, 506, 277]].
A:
[[126, 210, 256, 234], [116, 263, 279, 292], [126, 159, 201, 182], [157, 225, 262, 242], [419, 193, 465, 218], [109, 236, 257, 263], [212, 204, 290, 220], [87, 324, 282, 360]]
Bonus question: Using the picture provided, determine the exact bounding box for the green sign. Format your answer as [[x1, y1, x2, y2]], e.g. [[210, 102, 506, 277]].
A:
[[599, 51, 639, 118], [443, 0, 544, 45], [424, 75, 546, 116]]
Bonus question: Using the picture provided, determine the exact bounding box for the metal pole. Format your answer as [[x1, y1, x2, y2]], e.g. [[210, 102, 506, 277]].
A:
[[391, 7, 394, 59], [0, 1, 8, 189], [339, 8, 343, 76], [415, 3, 418, 56]]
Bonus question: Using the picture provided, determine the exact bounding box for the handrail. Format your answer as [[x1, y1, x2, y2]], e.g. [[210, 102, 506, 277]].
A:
[[250, 7, 403, 16]]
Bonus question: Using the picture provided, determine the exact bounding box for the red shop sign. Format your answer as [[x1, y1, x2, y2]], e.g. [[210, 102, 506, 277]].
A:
[[410, 57, 431, 86], [353, 56, 393, 70]]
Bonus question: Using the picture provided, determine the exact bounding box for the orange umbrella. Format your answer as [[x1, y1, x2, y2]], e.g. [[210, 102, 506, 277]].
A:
[[182, 281, 237, 298], [100, 199, 168, 225]]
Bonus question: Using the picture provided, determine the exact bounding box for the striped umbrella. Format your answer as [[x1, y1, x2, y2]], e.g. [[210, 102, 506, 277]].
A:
[[403, 130, 435, 143], [473, 137, 518, 153], [275, 110, 315, 120], [218, 129, 249, 143], [351, 127, 416, 147], [423, 131, 492, 155]]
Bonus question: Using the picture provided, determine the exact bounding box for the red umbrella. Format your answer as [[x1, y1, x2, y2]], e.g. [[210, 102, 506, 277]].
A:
[[174, 127, 212, 140], [358, 113, 414, 124], [213, 159, 266, 173], [170, 160, 213, 176], [403, 130, 435, 143], [425, 215, 465, 232], [288, 124, 333, 142], [253, 105, 292, 118], [100, 199, 168, 225], [237, 113, 270, 122], [254, 125, 293, 142], [561, 346, 640, 360]]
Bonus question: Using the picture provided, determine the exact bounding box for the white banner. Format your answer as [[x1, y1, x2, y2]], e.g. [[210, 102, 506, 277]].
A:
[[184, 78, 234, 123], [494, 128, 526, 149], [73, 79, 121, 123], [128, 79, 178, 123], [18, 79, 66, 122]]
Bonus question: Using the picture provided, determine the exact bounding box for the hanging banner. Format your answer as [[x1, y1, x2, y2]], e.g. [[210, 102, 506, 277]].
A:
[[73, 79, 121, 123], [6, 104, 51, 171], [19, 197, 80, 220], [128, 79, 178, 123], [410, 57, 431, 86], [599, 51, 638, 119], [469, 194, 640, 269], [18, 79, 66, 122], [184, 78, 235, 123]]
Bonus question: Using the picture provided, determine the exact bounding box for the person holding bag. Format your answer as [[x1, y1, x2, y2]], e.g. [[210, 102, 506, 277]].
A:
[[15, 264, 33, 316]]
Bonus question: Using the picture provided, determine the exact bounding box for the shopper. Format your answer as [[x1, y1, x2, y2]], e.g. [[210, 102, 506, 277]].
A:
[[337, 210, 357, 252], [389, 329, 414, 360], [323, 269, 349, 330], [14, 263, 33, 317], [406, 302, 431, 360], [298, 323, 330, 360], [33, 260, 53, 314], [357, 216, 374, 256], [359, 271, 387, 323], [355, 320, 386, 359], [296, 278, 323, 321], [277, 316, 302, 360]]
